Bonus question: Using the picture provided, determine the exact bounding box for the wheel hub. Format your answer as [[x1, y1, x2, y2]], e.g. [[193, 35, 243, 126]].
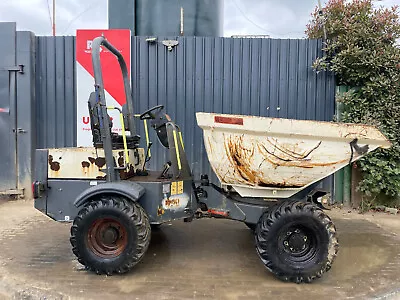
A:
[[103, 227, 119, 245], [87, 218, 128, 258], [283, 229, 309, 253]]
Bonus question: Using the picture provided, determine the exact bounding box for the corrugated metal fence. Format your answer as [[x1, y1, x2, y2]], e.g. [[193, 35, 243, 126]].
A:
[[36, 36, 76, 148], [35, 36, 335, 180]]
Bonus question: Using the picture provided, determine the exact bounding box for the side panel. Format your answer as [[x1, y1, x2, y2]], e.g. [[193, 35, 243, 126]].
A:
[[137, 179, 195, 223], [46, 180, 91, 221], [41, 178, 195, 223]]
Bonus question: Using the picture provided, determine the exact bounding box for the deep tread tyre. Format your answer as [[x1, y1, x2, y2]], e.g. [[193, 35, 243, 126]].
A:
[[255, 200, 339, 283], [70, 196, 151, 275]]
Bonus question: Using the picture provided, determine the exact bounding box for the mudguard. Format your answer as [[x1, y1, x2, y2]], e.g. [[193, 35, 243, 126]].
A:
[[74, 181, 145, 207]]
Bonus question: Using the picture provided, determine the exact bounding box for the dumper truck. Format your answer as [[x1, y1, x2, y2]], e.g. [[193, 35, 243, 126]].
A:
[[33, 36, 391, 283]]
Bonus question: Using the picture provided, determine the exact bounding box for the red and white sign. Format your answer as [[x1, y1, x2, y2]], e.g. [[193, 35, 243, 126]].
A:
[[76, 29, 131, 146]]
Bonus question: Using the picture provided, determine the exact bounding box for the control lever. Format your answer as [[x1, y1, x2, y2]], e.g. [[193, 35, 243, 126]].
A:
[[159, 161, 172, 179], [136, 142, 153, 176]]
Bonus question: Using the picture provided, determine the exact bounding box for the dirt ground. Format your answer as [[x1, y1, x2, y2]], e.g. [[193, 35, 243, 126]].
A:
[[0, 200, 400, 300]]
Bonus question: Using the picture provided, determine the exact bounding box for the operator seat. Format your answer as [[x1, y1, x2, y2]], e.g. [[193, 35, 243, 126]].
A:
[[87, 92, 140, 149]]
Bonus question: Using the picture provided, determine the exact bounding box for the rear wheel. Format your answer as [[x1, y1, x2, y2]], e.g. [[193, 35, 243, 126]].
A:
[[255, 200, 338, 283], [70, 195, 150, 275]]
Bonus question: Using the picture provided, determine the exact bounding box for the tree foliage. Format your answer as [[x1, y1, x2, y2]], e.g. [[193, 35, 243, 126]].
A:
[[306, 0, 400, 198]]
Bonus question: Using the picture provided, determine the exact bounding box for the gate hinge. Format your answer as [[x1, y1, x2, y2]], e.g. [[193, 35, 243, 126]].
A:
[[3, 64, 24, 74], [162, 40, 179, 51]]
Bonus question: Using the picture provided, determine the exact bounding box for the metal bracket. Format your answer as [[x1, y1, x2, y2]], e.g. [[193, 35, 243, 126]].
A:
[[13, 128, 27, 134], [350, 138, 369, 155], [0, 189, 24, 196], [349, 138, 369, 164], [162, 40, 179, 51], [2, 64, 24, 74]]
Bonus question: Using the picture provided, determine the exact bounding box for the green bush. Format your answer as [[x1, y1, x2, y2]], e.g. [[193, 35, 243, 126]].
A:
[[306, 0, 400, 199]]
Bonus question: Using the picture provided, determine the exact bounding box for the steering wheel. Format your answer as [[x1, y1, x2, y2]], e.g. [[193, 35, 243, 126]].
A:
[[139, 105, 164, 120]]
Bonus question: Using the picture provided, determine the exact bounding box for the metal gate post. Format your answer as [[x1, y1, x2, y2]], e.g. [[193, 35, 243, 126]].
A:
[[0, 22, 19, 196], [16, 31, 36, 199], [0, 23, 35, 199]]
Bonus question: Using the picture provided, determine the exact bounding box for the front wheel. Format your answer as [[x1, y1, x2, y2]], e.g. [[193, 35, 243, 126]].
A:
[[255, 200, 339, 283], [70, 196, 151, 275]]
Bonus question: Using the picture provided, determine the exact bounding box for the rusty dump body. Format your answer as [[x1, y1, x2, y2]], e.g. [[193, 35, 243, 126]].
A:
[[196, 113, 391, 199]]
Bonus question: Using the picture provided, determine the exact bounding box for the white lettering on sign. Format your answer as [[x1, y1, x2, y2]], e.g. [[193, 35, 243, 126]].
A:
[[84, 40, 103, 54]]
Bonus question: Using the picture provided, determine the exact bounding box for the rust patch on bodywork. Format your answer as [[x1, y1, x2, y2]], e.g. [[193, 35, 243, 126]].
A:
[[207, 136, 214, 155], [222, 135, 348, 188], [117, 151, 124, 167], [119, 165, 135, 180], [88, 157, 106, 168], [224, 135, 257, 184], [95, 157, 106, 168], [264, 138, 321, 161], [157, 206, 165, 216], [257, 142, 347, 168], [48, 155, 60, 171], [81, 161, 90, 168]]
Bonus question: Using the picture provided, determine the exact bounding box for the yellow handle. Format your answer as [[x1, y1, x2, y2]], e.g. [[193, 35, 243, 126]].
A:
[[178, 131, 184, 151], [144, 119, 151, 158], [119, 113, 129, 164], [173, 130, 182, 170], [106, 106, 129, 165]]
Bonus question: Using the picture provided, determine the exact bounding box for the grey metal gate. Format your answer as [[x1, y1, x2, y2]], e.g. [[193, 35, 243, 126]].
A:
[[0, 23, 17, 193], [0, 23, 36, 198]]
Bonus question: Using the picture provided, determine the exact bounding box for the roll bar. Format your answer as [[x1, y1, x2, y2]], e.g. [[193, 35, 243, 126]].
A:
[[90, 36, 136, 182]]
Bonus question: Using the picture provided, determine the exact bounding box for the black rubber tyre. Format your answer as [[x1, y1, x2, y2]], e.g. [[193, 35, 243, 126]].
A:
[[70, 196, 151, 275], [255, 200, 339, 283]]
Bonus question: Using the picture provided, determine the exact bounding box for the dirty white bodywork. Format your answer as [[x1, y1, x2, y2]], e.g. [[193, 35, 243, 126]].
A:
[[196, 113, 391, 198], [47, 147, 145, 179]]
